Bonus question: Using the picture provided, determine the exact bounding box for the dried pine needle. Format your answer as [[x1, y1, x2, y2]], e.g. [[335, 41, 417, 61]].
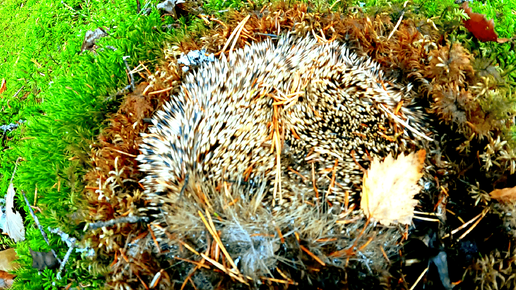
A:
[[198, 210, 240, 273], [178, 240, 201, 256], [300, 245, 326, 266], [458, 209, 488, 241]]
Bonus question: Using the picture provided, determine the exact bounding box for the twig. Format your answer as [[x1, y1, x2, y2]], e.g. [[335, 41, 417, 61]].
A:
[[48, 227, 77, 247], [409, 267, 428, 290], [56, 245, 75, 280], [21, 190, 62, 264], [87, 215, 149, 230], [387, 0, 409, 40], [123, 56, 135, 91]]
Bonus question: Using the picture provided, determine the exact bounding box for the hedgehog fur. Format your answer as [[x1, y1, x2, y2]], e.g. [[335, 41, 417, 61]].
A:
[[135, 34, 433, 287], [137, 34, 431, 204]]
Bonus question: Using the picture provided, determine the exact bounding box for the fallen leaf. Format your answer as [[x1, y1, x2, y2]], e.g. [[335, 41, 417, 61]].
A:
[[0, 79, 5, 95], [0, 183, 25, 242], [361, 150, 426, 226], [29, 248, 58, 271], [489, 186, 516, 202], [0, 270, 15, 289], [0, 248, 19, 272], [461, 2, 510, 43]]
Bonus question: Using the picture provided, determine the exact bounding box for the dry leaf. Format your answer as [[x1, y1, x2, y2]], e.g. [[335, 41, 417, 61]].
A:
[[0, 79, 6, 95], [1, 184, 25, 242], [0, 249, 19, 272], [0, 270, 15, 289], [489, 186, 516, 202], [461, 2, 510, 43], [361, 150, 426, 225]]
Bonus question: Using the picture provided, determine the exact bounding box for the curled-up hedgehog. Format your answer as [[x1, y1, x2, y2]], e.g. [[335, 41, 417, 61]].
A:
[[135, 34, 434, 288]]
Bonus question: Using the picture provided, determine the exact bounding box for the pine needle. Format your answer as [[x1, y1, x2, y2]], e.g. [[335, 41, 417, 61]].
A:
[[300, 245, 326, 266], [198, 210, 240, 274]]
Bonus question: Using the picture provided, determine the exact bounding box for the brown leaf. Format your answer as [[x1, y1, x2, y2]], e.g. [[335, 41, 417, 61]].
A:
[[461, 2, 510, 43], [0, 79, 5, 95], [361, 150, 426, 225], [0, 270, 16, 289], [0, 248, 19, 272], [489, 186, 516, 202]]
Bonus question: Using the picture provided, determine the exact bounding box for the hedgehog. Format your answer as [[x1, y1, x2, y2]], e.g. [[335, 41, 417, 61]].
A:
[[137, 34, 431, 207], [135, 34, 433, 286]]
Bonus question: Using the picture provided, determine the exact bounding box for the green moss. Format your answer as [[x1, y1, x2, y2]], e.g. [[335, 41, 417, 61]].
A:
[[0, 0, 203, 288]]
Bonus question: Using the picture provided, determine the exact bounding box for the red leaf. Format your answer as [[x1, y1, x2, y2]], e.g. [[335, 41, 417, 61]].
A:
[[0, 79, 5, 95], [461, 2, 509, 43], [0, 270, 15, 289]]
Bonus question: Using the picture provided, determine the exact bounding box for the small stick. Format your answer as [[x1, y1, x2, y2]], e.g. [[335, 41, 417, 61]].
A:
[[409, 267, 429, 290], [87, 215, 149, 230], [228, 19, 249, 60], [123, 56, 135, 91], [56, 245, 75, 280], [60, 0, 76, 11], [200, 254, 248, 284], [21, 190, 62, 264], [446, 209, 466, 224]]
